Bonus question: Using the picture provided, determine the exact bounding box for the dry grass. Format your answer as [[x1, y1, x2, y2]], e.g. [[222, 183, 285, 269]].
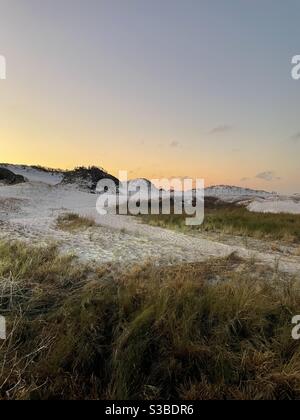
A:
[[141, 199, 300, 244], [56, 213, 96, 232], [0, 241, 300, 400]]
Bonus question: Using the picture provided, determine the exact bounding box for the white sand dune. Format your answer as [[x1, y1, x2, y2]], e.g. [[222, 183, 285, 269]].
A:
[[248, 199, 300, 215], [0, 164, 63, 185], [1, 174, 300, 274]]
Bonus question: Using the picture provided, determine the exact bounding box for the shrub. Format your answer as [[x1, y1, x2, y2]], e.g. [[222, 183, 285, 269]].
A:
[[56, 213, 96, 232]]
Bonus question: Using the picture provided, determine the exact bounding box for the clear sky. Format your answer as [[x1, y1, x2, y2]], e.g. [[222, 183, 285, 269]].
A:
[[0, 0, 300, 193]]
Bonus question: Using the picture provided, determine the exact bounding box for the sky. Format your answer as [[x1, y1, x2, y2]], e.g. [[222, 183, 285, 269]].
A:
[[0, 0, 300, 193]]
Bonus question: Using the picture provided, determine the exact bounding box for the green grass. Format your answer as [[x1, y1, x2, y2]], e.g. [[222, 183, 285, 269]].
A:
[[56, 213, 96, 232], [0, 241, 300, 400], [141, 200, 300, 243]]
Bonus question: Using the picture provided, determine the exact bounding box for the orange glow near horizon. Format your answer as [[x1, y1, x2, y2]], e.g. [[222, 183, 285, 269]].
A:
[[0, 2, 299, 195]]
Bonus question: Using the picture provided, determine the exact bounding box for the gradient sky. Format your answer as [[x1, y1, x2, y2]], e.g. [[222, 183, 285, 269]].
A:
[[0, 0, 300, 193]]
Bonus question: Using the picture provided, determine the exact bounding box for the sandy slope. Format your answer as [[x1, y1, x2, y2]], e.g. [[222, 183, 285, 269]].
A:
[[1, 164, 63, 185], [248, 199, 300, 214], [0, 178, 300, 275]]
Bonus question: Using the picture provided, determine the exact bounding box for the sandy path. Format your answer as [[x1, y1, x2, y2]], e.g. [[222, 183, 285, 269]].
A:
[[1, 182, 300, 274]]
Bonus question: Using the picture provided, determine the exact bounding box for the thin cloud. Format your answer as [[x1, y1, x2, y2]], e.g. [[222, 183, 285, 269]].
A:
[[170, 141, 180, 148], [256, 171, 281, 182], [170, 175, 192, 180], [290, 132, 300, 143], [210, 125, 233, 135]]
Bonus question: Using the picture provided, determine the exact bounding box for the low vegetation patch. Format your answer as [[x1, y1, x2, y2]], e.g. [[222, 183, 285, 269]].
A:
[[62, 166, 119, 191], [56, 213, 96, 232], [141, 198, 300, 243], [30, 165, 63, 174], [0, 168, 25, 185], [0, 241, 300, 400]]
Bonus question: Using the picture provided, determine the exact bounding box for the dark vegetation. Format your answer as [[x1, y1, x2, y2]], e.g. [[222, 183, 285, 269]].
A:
[[0, 168, 25, 185], [0, 241, 300, 400], [56, 213, 96, 231], [63, 166, 119, 192]]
